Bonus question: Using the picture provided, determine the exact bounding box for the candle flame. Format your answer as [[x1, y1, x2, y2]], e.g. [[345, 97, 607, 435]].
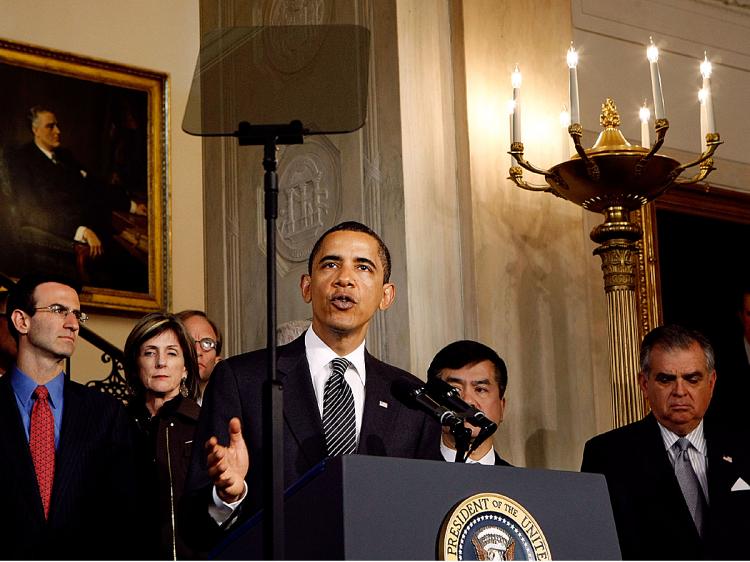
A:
[[647, 39, 659, 63], [700, 54, 712, 79], [639, 105, 651, 123], [511, 64, 522, 88], [566, 44, 578, 69]]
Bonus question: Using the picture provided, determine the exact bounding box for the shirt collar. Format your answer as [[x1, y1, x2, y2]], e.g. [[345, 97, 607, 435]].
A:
[[657, 419, 707, 457], [34, 141, 55, 161], [440, 437, 497, 465], [10, 365, 65, 411], [304, 327, 366, 385]]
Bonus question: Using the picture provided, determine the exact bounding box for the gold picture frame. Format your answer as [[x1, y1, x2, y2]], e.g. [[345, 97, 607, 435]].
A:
[[637, 183, 750, 338], [0, 38, 169, 313]]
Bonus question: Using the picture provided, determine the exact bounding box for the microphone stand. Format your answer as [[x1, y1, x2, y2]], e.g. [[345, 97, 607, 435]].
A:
[[448, 417, 473, 463]]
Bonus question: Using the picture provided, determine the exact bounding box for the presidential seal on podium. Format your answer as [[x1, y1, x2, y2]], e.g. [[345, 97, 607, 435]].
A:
[[438, 493, 551, 560]]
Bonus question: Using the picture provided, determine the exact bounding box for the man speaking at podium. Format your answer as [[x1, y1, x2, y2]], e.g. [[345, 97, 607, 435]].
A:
[[183, 221, 441, 543]]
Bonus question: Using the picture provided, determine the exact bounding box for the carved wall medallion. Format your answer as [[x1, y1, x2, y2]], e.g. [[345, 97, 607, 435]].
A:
[[272, 137, 342, 263]]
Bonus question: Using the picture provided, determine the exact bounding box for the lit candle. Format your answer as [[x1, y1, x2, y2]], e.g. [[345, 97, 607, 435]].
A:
[[560, 105, 573, 159], [646, 37, 666, 120], [639, 103, 651, 148], [560, 105, 571, 129], [700, 53, 715, 134], [511, 64, 522, 143], [567, 44, 580, 124], [507, 99, 516, 150], [699, 88, 708, 150]]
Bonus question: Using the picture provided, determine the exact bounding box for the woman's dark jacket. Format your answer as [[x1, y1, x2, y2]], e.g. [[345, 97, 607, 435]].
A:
[[128, 394, 201, 559]]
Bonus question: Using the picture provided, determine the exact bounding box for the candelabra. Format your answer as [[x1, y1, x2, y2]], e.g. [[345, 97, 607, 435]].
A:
[[507, 42, 722, 428]]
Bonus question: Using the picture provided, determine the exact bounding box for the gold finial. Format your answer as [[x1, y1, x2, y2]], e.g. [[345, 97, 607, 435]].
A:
[[600, 98, 621, 129]]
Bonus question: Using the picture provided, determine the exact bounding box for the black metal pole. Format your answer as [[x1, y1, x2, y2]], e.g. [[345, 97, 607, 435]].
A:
[[262, 138, 284, 559]]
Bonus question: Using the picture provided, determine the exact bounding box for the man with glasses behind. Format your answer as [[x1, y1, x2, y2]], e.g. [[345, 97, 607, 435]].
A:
[[176, 310, 223, 406], [0, 274, 140, 558]]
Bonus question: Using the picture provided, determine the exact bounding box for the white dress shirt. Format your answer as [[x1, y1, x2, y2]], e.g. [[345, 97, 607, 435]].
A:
[[305, 327, 366, 441], [658, 420, 710, 502], [440, 438, 496, 465]]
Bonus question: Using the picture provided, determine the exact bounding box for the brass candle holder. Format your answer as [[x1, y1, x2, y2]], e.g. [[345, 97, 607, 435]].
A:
[[508, 98, 722, 427]]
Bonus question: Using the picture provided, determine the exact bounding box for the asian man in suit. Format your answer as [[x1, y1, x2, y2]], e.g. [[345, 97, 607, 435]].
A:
[[427, 339, 511, 465], [183, 221, 442, 546], [0, 274, 139, 559], [581, 324, 749, 560]]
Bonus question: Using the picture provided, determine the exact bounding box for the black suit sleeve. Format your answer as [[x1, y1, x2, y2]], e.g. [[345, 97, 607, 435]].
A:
[[180, 358, 250, 550]]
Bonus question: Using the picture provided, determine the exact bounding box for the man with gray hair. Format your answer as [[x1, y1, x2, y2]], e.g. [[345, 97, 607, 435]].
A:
[[581, 324, 749, 560]]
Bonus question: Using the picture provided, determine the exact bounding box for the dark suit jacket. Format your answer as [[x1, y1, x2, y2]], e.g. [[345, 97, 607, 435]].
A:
[[581, 413, 750, 560], [8, 142, 131, 243], [0, 373, 140, 559], [494, 451, 511, 466], [8, 143, 95, 241], [710, 333, 750, 431], [183, 334, 442, 546]]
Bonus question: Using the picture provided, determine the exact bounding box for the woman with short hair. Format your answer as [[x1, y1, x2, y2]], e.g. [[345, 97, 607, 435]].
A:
[[124, 312, 200, 560]]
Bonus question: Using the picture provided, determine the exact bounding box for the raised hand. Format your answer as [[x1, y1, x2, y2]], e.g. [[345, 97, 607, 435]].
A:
[[205, 417, 250, 503]]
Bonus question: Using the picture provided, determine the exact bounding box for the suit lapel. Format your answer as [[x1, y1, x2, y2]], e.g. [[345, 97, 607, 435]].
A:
[[359, 352, 394, 455], [278, 338, 327, 464], [705, 420, 739, 506], [641, 414, 702, 539], [49, 379, 89, 520], [0, 375, 46, 524], [641, 415, 683, 496]]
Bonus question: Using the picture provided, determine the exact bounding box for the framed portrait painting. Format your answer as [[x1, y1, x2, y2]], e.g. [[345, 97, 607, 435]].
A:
[[0, 38, 169, 313]]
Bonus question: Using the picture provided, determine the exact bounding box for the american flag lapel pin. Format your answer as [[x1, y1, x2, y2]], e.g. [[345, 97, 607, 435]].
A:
[[722, 455, 733, 463], [379, 400, 389, 408]]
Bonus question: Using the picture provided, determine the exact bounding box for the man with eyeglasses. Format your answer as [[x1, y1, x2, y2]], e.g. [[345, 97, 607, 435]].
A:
[[0, 274, 140, 558], [176, 310, 223, 405]]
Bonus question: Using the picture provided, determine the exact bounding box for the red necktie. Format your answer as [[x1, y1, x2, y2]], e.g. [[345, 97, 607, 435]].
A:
[[30, 385, 55, 519]]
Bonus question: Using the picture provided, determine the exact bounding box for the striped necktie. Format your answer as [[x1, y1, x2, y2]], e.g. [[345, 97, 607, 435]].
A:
[[322, 358, 357, 456]]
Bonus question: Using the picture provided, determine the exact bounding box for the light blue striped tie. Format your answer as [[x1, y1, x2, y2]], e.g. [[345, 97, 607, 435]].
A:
[[322, 358, 357, 456]]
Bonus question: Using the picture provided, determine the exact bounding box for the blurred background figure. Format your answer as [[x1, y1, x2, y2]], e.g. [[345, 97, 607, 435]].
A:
[[276, 318, 311, 346], [124, 312, 200, 559], [0, 289, 18, 375], [176, 310, 222, 406], [709, 286, 750, 431]]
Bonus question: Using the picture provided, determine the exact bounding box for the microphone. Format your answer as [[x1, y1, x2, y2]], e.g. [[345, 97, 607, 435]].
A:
[[391, 379, 463, 427], [424, 377, 498, 434]]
